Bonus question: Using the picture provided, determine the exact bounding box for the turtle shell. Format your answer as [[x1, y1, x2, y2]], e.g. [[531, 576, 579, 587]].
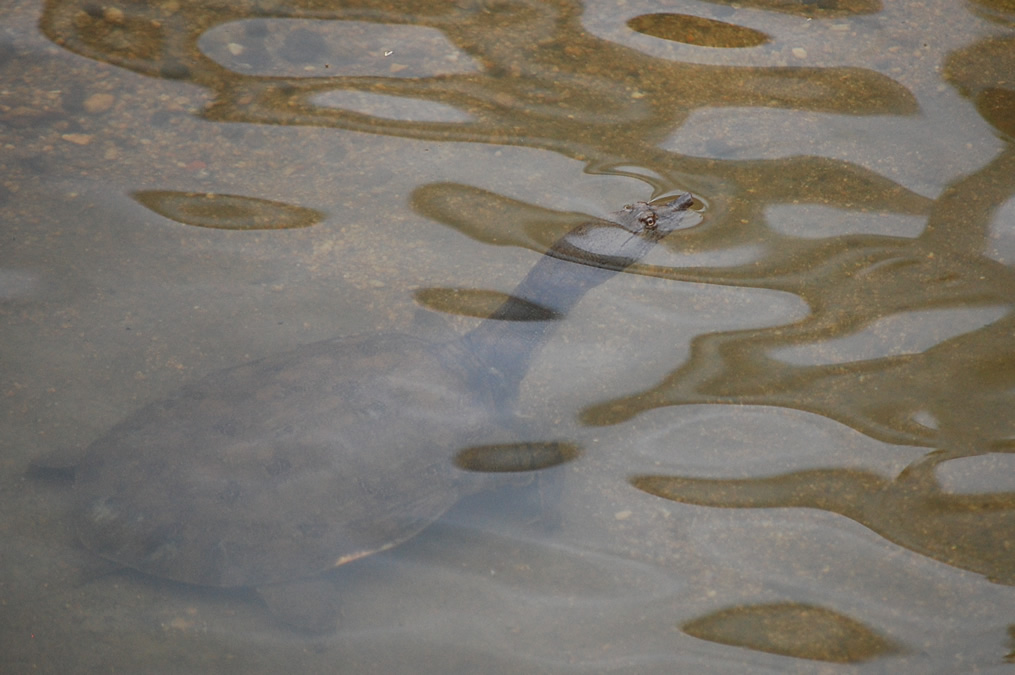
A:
[[74, 332, 495, 588]]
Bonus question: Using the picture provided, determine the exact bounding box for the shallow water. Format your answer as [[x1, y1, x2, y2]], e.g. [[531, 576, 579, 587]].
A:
[[2, 0, 1014, 671]]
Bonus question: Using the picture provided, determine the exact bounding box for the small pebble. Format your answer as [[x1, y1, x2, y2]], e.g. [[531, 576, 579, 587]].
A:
[[83, 92, 114, 114], [61, 133, 93, 145], [103, 6, 124, 24]]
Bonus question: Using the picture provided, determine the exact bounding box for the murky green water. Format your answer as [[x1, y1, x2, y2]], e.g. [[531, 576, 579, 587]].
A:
[[2, 0, 1014, 671]]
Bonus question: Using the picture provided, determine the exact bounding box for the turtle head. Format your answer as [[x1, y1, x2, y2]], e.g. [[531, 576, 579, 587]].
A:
[[611, 193, 695, 239], [548, 192, 694, 268]]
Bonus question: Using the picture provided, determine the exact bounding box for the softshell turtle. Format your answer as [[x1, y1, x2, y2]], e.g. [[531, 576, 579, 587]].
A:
[[61, 194, 694, 631]]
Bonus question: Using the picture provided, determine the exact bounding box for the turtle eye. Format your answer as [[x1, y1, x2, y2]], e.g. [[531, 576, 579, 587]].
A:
[[638, 212, 657, 229]]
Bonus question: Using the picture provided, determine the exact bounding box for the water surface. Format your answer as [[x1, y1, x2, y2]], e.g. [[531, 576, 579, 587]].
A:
[[2, 0, 1014, 671]]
